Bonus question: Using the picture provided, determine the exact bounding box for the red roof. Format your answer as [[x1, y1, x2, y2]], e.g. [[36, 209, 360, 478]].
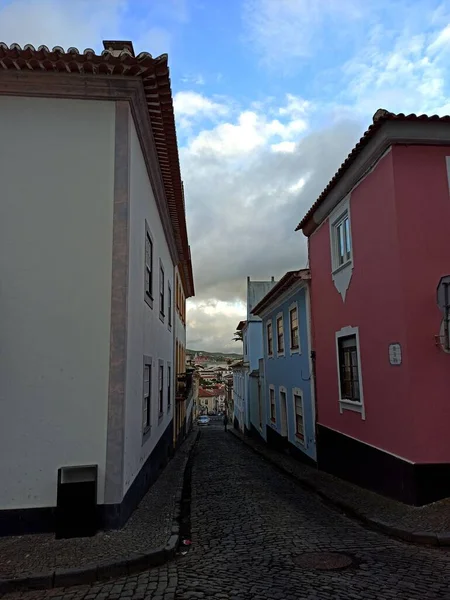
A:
[[198, 388, 218, 398], [252, 269, 311, 316], [0, 41, 194, 297], [295, 109, 450, 232]]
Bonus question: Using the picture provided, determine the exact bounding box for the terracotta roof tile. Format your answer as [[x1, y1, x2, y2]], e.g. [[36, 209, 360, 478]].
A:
[[295, 109, 450, 232]]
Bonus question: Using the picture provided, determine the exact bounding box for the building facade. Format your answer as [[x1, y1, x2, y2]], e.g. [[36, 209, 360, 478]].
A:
[[297, 109, 450, 505], [252, 271, 316, 463], [0, 40, 194, 536]]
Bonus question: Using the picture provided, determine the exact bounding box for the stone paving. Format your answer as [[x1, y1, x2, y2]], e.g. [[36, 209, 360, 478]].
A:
[[3, 419, 450, 599], [0, 432, 196, 579], [229, 428, 450, 537]]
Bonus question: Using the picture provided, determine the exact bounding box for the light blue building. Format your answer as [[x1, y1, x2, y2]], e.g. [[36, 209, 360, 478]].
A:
[[233, 277, 277, 434], [252, 269, 316, 463]]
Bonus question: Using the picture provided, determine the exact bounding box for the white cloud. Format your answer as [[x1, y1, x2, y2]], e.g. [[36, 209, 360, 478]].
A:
[[271, 141, 296, 153], [174, 91, 229, 118]]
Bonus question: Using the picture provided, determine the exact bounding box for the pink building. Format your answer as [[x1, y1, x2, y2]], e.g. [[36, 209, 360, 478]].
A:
[[297, 109, 450, 505]]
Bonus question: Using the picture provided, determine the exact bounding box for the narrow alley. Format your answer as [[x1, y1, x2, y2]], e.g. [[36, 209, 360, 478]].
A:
[[4, 423, 450, 600]]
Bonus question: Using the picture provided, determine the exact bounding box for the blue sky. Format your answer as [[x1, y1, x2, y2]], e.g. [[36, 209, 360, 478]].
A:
[[2, 0, 450, 351]]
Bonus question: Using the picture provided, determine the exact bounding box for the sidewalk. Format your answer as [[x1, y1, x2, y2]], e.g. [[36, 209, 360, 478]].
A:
[[0, 430, 198, 593], [229, 428, 450, 546]]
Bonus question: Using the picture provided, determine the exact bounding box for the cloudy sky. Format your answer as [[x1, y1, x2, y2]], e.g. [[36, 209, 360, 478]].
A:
[[2, 0, 450, 352]]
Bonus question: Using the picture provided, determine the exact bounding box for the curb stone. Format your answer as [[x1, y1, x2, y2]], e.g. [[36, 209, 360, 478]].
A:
[[0, 430, 200, 594], [229, 428, 448, 547]]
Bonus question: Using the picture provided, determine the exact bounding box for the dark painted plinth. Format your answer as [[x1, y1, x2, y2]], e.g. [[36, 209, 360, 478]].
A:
[[0, 420, 174, 537], [249, 423, 266, 444], [317, 424, 450, 506], [266, 425, 316, 467]]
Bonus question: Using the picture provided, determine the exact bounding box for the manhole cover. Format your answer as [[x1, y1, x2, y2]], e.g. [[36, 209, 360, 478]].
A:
[[293, 552, 354, 571]]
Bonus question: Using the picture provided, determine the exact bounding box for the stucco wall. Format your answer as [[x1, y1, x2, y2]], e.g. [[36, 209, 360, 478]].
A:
[[309, 150, 415, 460], [393, 145, 450, 463], [0, 96, 115, 509], [263, 286, 316, 460], [123, 116, 174, 495]]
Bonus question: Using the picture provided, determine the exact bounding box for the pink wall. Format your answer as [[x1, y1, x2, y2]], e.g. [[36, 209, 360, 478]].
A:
[[394, 146, 450, 463], [310, 150, 417, 461]]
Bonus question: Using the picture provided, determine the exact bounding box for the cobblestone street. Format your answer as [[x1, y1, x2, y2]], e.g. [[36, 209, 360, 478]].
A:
[[4, 423, 450, 600]]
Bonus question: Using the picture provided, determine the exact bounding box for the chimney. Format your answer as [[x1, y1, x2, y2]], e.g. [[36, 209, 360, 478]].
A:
[[271, 276, 275, 282], [103, 40, 135, 57]]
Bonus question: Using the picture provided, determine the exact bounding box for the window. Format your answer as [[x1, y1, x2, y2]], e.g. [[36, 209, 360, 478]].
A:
[[293, 389, 305, 443], [269, 386, 276, 422], [158, 363, 164, 415], [144, 224, 153, 306], [267, 321, 273, 356], [338, 334, 360, 402], [143, 360, 151, 433], [289, 306, 299, 350], [168, 282, 172, 328], [276, 315, 284, 354], [332, 212, 352, 269], [159, 263, 165, 317], [167, 364, 171, 409]]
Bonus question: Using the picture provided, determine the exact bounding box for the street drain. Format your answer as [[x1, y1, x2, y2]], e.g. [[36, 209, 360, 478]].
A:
[[293, 552, 354, 571]]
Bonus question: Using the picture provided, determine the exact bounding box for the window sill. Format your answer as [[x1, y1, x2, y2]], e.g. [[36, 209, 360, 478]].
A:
[[295, 433, 305, 445], [145, 293, 154, 309], [339, 398, 365, 418], [332, 259, 352, 276], [159, 312, 165, 323], [290, 346, 301, 355], [277, 351, 285, 358], [142, 425, 151, 445]]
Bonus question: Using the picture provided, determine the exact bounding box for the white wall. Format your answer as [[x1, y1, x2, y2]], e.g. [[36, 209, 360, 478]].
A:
[[0, 96, 115, 509], [123, 116, 175, 495]]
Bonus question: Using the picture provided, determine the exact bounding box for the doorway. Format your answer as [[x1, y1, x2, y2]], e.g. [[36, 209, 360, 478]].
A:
[[279, 388, 288, 437]]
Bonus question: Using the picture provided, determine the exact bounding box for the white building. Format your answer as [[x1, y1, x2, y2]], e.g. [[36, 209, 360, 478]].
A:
[[0, 40, 194, 536]]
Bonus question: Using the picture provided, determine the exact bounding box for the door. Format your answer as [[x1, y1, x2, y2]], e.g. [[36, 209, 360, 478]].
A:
[[279, 388, 288, 437]]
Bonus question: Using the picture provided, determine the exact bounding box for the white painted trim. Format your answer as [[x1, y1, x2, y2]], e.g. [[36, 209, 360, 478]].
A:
[[256, 280, 307, 318], [320, 423, 414, 464], [268, 383, 276, 423], [329, 196, 353, 302], [266, 318, 274, 358], [305, 285, 316, 441], [292, 387, 306, 446], [279, 385, 288, 437], [335, 325, 365, 420], [288, 301, 301, 355], [276, 312, 285, 357]]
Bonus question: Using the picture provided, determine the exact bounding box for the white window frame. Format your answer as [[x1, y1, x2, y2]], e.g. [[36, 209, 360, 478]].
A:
[[266, 319, 274, 358], [292, 387, 305, 445], [335, 325, 365, 419], [331, 207, 352, 272], [279, 385, 288, 437], [144, 222, 154, 309], [158, 360, 164, 418], [269, 384, 276, 423], [276, 312, 285, 357], [329, 196, 354, 301], [142, 355, 152, 442], [266, 320, 274, 357], [288, 301, 300, 355]]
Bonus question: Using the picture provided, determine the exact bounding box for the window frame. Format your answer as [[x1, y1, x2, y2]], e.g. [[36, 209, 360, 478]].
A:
[[158, 360, 164, 419], [293, 387, 305, 445], [167, 362, 172, 411], [159, 260, 165, 321], [330, 198, 353, 274], [168, 281, 172, 329], [335, 325, 365, 419], [142, 355, 152, 443], [269, 384, 276, 423], [144, 222, 154, 309], [276, 313, 285, 356], [289, 302, 300, 354], [266, 320, 273, 357]]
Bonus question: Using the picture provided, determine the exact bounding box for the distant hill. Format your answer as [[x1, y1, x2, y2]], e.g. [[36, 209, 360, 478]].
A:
[[187, 349, 242, 361]]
